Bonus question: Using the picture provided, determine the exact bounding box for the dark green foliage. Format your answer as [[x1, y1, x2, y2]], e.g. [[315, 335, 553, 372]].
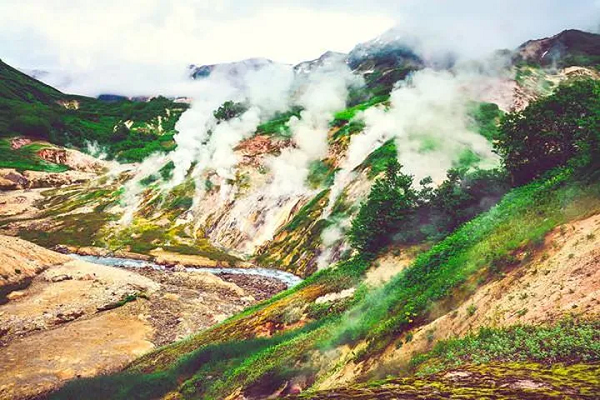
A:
[[255, 107, 302, 137], [359, 138, 397, 179], [351, 159, 510, 253], [306, 160, 337, 189], [213, 101, 248, 122], [412, 168, 510, 242], [469, 102, 502, 141], [9, 114, 52, 138], [349, 160, 417, 255], [331, 120, 366, 141], [0, 59, 63, 103], [495, 79, 600, 184], [411, 320, 600, 373], [159, 161, 175, 180]]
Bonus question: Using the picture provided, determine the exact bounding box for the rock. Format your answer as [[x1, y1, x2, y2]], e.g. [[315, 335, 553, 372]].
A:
[[2, 170, 29, 188], [6, 291, 26, 300], [54, 310, 84, 324], [172, 264, 186, 272], [48, 274, 72, 283], [53, 245, 70, 254], [163, 293, 180, 301], [10, 137, 32, 149]]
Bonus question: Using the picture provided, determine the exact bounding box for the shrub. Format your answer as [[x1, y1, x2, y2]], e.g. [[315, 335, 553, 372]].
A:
[[495, 79, 600, 184], [349, 160, 417, 255], [213, 101, 247, 122]]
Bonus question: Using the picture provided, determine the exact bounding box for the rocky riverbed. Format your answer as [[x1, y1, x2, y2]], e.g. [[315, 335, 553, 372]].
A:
[[0, 235, 296, 399]]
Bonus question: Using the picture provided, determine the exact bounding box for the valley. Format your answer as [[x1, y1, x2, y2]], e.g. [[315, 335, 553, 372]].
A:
[[0, 23, 599, 400]]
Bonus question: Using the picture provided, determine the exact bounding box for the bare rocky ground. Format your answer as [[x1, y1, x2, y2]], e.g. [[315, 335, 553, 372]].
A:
[[0, 235, 286, 400]]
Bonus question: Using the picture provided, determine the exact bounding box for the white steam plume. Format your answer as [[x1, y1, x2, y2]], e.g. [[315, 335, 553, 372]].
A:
[[118, 62, 296, 223], [324, 67, 501, 218], [267, 59, 363, 197]]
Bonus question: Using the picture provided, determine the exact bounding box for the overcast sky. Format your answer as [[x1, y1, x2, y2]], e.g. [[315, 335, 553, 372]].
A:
[[1, 0, 598, 96]]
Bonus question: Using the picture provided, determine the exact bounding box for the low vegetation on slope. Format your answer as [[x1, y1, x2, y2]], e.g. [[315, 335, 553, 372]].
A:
[[51, 78, 600, 399], [0, 59, 188, 162], [0, 138, 69, 172]]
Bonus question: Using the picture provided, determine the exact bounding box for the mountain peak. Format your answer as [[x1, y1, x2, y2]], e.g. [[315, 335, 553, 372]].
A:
[[515, 29, 600, 67]]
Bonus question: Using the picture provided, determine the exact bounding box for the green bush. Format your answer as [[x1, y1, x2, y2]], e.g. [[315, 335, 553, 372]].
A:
[[213, 101, 247, 122], [349, 160, 417, 255], [496, 79, 600, 184], [411, 320, 600, 374]]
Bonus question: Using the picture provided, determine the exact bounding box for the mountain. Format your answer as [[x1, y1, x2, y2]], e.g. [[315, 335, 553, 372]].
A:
[[0, 59, 188, 165], [0, 29, 599, 400], [189, 57, 276, 80], [515, 29, 600, 67], [293, 51, 348, 74]]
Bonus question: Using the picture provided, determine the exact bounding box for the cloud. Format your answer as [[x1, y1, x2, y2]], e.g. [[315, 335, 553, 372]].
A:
[[2, 0, 596, 96], [0, 0, 391, 96]]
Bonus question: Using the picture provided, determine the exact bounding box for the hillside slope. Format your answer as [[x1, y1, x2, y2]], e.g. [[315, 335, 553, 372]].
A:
[[49, 167, 600, 400], [1, 29, 599, 400], [0, 59, 188, 164]]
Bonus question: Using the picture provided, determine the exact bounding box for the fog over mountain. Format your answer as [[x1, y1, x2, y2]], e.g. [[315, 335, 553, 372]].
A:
[[1, 0, 598, 96]]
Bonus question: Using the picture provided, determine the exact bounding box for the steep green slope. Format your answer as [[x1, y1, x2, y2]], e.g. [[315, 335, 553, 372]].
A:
[[0, 59, 188, 163]]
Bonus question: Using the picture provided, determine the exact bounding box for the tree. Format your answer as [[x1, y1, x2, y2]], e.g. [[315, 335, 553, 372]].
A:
[[495, 79, 600, 185], [10, 114, 51, 138], [349, 160, 417, 255], [213, 101, 248, 122]]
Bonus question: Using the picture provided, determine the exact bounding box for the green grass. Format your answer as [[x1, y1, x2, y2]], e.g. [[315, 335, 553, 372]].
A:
[[0, 138, 69, 172], [306, 160, 337, 189], [358, 138, 397, 178], [331, 95, 388, 127], [410, 320, 600, 375], [255, 107, 302, 138]]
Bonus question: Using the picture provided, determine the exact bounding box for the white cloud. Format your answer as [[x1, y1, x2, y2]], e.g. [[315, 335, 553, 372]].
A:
[[0, 0, 597, 96], [0, 0, 392, 95]]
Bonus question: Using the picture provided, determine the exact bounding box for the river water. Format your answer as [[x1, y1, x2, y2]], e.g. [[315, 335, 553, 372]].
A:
[[70, 254, 303, 287]]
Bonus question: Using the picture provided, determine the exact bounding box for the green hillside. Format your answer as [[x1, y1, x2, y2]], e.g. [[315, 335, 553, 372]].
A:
[[0, 60, 188, 163], [49, 78, 600, 400]]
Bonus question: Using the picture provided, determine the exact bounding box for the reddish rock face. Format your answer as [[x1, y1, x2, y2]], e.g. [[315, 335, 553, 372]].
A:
[[10, 137, 32, 150], [37, 148, 68, 165], [235, 135, 292, 165]]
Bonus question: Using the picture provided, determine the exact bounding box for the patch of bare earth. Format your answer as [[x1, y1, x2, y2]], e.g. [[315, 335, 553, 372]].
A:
[[0, 236, 269, 399], [0, 189, 45, 219]]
